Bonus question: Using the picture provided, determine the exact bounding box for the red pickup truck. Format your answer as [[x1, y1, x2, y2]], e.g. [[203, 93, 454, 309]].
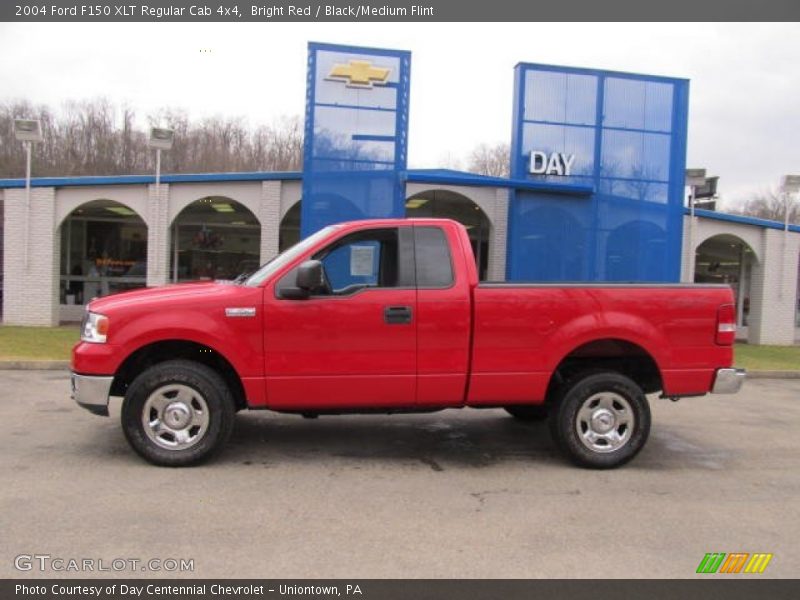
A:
[[71, 218, 744, 469]]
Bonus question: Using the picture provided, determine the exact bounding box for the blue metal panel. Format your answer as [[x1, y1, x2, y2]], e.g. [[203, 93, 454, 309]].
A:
[[508, 62, 690, 282], [508, 193, 592, 281], [405, 168, 593, 195], [301, 42, 411, 238]]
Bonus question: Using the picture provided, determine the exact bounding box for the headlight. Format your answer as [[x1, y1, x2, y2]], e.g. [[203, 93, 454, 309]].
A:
[[81, 312, 109, 344]]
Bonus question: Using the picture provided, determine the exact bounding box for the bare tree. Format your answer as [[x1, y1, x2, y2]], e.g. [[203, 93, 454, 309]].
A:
[[0, 100, 59, 177], [259, 116, 303, 171], [436, 150, 464, 172], [467, 143, 510, 178], [0, 98, 303, 178], [733, 188, 800, 225]]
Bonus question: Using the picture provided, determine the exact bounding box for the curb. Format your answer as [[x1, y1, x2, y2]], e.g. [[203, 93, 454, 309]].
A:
[[0, 362, 798, 380], [0, 361, 70, 370], [744, 370, 800, 379]]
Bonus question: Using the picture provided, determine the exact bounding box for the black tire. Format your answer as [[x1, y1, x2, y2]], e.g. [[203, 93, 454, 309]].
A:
[[548, 372, 650, 469], [505, 405, 549, 421], [121, 360, 235, 467]]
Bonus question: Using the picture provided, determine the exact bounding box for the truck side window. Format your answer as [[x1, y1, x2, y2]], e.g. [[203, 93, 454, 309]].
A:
[[415, 226, 454, 288], [314, 228, 399, 295]]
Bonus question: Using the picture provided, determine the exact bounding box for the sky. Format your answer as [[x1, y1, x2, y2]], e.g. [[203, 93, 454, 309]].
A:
[[1, 22, 799, 206]]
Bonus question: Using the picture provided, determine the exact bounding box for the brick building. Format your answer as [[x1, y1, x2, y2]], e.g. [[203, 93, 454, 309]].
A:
[[0, 170, 797, 344]]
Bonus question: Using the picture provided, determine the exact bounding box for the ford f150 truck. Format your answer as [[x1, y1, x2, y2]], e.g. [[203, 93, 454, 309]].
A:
[[71, 218, 745, 468]]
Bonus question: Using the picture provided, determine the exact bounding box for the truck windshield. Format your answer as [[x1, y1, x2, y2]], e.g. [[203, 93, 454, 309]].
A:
[[243, 225, 338, 287]]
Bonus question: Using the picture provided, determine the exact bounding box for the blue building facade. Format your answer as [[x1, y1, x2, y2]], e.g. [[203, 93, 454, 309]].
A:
[[300, 44, 690, 283], [508, 63, 689, 282], [301, 42, 411, 238]]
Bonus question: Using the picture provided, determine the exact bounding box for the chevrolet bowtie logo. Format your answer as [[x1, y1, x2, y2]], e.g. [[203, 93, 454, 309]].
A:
[[327, 60, 391, 89]]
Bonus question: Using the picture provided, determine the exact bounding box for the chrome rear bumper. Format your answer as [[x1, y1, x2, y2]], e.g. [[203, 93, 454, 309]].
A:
[[71, 372, 113, 416], [711, 368, 746, 394]]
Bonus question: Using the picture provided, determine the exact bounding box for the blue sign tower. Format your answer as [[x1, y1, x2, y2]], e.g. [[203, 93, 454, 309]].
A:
[[508, 63, 690, 282], [301, 42, 412, 238]]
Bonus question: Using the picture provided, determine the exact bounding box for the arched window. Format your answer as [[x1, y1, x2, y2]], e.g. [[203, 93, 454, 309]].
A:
[[170, 196, 260, 282], [59, 199, 147, 305]]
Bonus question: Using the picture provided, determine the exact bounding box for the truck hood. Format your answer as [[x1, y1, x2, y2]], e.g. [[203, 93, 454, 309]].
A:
[[87, 281, 247, 314]]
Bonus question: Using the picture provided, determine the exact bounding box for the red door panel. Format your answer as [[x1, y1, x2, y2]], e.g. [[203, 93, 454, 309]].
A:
[[264, 289, 417, 410]]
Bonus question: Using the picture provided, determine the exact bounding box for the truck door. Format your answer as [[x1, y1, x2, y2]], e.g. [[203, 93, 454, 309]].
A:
[[263, 226, 417, 410]]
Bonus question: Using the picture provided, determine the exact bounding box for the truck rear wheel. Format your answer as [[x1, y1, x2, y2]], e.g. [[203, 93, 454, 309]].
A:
[[121, 360, 235, 467], [549, 372, 650, 469], [505, 405, 549, 421]]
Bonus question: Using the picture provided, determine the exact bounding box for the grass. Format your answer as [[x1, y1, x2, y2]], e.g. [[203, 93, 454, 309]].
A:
[[0, 326, 797, 370], [734, 343, 800, 371], [0, 326, 80, 361]]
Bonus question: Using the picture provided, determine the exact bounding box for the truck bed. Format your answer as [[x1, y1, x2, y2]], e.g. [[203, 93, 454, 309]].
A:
[[467, 282, 734, 405]]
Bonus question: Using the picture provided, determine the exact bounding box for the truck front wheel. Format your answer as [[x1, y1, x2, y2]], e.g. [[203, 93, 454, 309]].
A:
[[549, 372, 650, 469], [121, 360, 235, 467]]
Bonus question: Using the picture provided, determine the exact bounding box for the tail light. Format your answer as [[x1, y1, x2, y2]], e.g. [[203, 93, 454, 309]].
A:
[[716, 304, 736, 345]]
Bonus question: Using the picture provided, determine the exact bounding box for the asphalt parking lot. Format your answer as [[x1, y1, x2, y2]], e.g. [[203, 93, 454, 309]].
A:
[[1, 370, 798, 579]]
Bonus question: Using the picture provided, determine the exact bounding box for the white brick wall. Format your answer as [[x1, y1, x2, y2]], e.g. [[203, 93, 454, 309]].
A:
[[689, 215, 800, 345], [146, 183, 170, 287], [488, 188, 509, 281], [681, 217, 697, 282], [2, 181, 797, 345], [3, 187, 59, 326], [259, 181, 282, 264], [748, 229, 800, 345]]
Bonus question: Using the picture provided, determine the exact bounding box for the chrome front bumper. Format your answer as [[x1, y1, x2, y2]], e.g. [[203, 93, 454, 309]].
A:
[[711, 368, 746, 394], [71, 372, 113, 416]]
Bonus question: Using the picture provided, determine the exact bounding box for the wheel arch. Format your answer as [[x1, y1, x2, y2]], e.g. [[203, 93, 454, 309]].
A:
[[545, 337, 663, 402], [111, 339, 247, 411]]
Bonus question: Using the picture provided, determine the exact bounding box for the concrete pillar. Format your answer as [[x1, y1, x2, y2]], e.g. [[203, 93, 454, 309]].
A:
[[146, 183, 170, 287], [734, 245, 747, 327], [260, 180, 282, 264], [488, 188, 509, 281], [681, 216, 697, 283], [3, 187, 59, 326], [748, 229, 800, 345]]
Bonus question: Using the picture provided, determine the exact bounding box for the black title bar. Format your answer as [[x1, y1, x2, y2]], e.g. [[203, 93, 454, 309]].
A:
[[4, 0, 800, 22], [4, 579, 800, 600]]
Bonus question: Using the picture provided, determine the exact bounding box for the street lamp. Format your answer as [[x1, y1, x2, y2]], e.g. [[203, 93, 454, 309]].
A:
[[14, 118, 44, 271], [685, 168, 707, 217], [780, 175, 800, 232], [685, 168, 707, 282], [777, 175, 800, 300], [147, 127, 175, 193], [148, 127, 175, 283]]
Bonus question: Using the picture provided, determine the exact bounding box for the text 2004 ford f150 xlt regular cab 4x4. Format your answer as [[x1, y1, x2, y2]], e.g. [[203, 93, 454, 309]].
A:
[[71, 218, 745, 468]]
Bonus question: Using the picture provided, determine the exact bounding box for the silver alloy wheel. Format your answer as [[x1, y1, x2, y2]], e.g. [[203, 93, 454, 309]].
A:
[[575, 391, 634, 453], [142, 384, 210, 451]]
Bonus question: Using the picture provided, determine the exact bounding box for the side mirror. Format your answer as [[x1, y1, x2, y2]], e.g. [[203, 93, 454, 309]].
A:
[[280, 286, 309, 300], [278, 260, 325, 300], [296, 260, 324, 291]]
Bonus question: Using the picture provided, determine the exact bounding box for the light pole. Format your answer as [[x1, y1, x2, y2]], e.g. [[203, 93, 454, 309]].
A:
[[147, 127, 175, 283], [13, 119, 44, 271], [148, 127, 175, 194], [780, 175, 800, 231], [779, 175, 800, 301], [685, 168, 707, 281]]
